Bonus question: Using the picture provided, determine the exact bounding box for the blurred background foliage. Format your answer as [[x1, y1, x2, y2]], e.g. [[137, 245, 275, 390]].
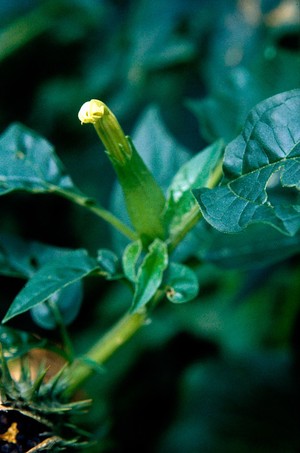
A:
[[0, 0, 300, 451]]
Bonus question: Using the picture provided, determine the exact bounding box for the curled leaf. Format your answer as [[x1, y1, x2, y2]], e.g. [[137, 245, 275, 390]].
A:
[[164, 262, 199, 304]]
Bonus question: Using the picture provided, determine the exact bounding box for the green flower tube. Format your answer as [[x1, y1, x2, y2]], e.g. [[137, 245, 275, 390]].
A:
[[78, 100, 166, 244]]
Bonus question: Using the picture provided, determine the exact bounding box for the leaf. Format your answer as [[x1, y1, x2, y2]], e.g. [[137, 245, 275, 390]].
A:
[[131, 239, 168, 312], [0, 123, 88, 201], [164, 140, 224, 237], [122, 240, 143, 282], [2, 250, 99, 323], [97, 249, 121, 279], [197, 223, 300, 269], [164, 262, 199, 303], [128, 0, 198, 70], [132, 106, 191, 191], [0, 233, 76, 278], [30, 281, 84, 330], [0, 325, 49, 359], [194, 90, 300, 236], [188, 67, 263, 143]]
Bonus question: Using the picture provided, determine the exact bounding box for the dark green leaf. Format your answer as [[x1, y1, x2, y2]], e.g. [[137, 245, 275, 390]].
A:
[[188, 68, 263, 143], [131, 239, 168, 312], [2, 250, 99, 323], [0, 233, 76, 278], [132, 106, 190, 191], [0, 123, 83, 196], [164, 262, 199, 303], [30, 281, 83, 330], [194, 90, 300, 236], [198, 223, 300, 269], [122, 240, 143, 282]]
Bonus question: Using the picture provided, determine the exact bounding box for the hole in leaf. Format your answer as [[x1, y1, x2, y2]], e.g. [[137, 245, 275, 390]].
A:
[[29, 257, 39, 270], [266, 172, 299, 206], [276, 30, 300, 52]]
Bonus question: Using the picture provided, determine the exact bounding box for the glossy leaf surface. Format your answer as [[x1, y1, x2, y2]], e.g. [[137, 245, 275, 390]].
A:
[[198, 223, 300, 269], [194, 90, 300, 235], [122, 240, 143, 282], [164, 262, 199, 303], [131, 239, 168, 312], [2, 250, 98, 323], [30, 281, 84, 330], [0, 233, 75, 278], [0, 123, 83, 198], [165, 140, 223, 238]]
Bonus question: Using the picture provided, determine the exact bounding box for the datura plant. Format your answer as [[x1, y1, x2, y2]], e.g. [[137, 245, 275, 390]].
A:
[[0, 89, 299, 451]]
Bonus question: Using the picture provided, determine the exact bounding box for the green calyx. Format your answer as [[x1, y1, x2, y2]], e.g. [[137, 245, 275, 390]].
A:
[[78, 100, 166, 245]]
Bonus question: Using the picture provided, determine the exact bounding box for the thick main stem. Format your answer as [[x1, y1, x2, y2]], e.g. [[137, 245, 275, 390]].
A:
[[65, 310, 147, 396], [63, 154, 224, 396]]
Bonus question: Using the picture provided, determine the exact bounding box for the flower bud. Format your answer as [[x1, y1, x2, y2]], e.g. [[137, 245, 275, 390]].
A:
[[79, 99, 166, 243], [78, 99, 132, 165]]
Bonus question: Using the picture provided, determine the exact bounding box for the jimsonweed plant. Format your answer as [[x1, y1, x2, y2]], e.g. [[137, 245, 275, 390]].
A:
[[0, 88, 299, 451]]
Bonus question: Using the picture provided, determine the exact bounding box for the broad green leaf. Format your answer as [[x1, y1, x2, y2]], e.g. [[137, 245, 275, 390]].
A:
[[194, 90, 300, 236], [164, 262, 199, 303], [197, 223, 300, 269], [132, 106, 190, 191], [131, 239, 168, 312], [122, 240, 143, 282], [0, 233, 76, 278], [0, 123, 85, 199], [30, 281, 83, 330], [2, 250, 99, 323], [188, 68, 263, 143], [164, 140, 224, 238]]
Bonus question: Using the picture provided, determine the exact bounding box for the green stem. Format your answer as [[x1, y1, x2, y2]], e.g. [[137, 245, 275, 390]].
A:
[[168, 159, 223, 252], [168, 205, 202, 253], [206, 159, 223, 189], [47, 300, 75, 362], [63, 158, 224, 396], [65, 310, 147, 396], [58, 189, 138, 241]]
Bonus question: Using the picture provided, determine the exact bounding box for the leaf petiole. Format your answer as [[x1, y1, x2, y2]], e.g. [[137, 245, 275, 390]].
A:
[[58, 189, 138, 241]]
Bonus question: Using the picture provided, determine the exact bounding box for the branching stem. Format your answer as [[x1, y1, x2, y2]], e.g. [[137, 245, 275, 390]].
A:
[[64, 157, 224, 395]]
